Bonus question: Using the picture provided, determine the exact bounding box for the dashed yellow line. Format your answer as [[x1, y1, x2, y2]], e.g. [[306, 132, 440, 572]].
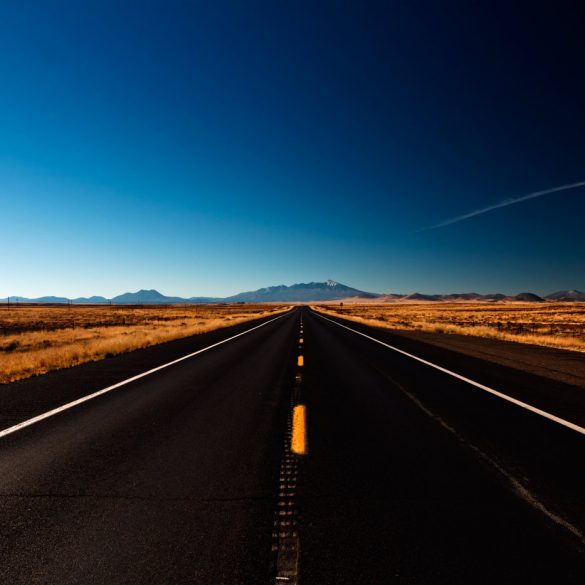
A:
[[297, 355, 304, 367], [291, 404, 307, 455], [299, 338, 303, 344]]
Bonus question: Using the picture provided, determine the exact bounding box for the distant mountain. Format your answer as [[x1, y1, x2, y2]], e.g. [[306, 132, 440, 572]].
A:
[[483, 293, 507, 301], [377, 294, 405, 301], [31, 296, 72, 304], [2, 283, 584, 304], [513, 292, 545, 302], [1, 295, 109, 304], [225, 280, 379, 302], [111, 289, 189, 304], [441, 292, 484, 301], [402, 292, 442, 301], [188, 296, 224, 303], [546, 290, 585, 301], [73, 296, 109, 304], [361, 291, 550, 303]]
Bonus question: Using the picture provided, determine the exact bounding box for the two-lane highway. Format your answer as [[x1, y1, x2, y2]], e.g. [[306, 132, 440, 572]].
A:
[[0, 306, 584, 583], [0, 309, 298, 584], [300, 309, 585, 584]]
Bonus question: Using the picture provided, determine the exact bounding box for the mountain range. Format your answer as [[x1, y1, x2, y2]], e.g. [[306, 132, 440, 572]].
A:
[[2, 282, 585, 304]]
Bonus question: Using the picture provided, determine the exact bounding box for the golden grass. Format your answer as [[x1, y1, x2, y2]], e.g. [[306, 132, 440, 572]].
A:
[[312, 302, 585, 353], [0, 304, 290, 383]]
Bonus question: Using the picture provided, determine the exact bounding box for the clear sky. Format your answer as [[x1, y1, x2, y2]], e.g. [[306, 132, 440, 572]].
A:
[[2, 0, 584, 297]]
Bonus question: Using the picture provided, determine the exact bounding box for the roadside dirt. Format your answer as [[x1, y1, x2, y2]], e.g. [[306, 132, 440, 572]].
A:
[[387, 329, 585, 388]]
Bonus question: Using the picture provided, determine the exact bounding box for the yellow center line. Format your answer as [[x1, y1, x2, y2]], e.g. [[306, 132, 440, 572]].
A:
[[297, 355, 304, 367], [291, 404, 308, 455]]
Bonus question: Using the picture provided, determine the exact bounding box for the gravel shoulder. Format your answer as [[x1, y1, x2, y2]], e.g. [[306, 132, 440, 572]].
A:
[[374, 328, 585, 389]]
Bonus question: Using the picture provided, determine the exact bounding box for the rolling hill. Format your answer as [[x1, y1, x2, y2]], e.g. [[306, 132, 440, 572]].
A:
[[2, 284, 584, 304]]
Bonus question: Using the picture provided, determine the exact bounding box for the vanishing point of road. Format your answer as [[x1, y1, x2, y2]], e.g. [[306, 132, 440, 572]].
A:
[[0, 307, 584, 584]]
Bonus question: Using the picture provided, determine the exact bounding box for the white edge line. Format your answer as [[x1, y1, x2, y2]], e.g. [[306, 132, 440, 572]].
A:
[[0, 311, 291, 440], [314, 311, 585, 436]]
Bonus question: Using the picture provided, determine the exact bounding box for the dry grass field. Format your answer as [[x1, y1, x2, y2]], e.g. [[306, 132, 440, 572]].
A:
[[0, 304, 289, 384], [313, 302, 585, 353]]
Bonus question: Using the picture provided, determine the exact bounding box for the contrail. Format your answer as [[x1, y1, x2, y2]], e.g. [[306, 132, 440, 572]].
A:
[[423, 180, 585, 230]]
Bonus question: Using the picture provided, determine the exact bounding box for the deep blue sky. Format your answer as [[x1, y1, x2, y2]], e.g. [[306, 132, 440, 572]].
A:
[[2, 0, 584, 297]]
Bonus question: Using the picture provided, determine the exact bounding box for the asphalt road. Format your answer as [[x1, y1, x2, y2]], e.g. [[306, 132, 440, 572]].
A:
[[0, 306, 584, 584]]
